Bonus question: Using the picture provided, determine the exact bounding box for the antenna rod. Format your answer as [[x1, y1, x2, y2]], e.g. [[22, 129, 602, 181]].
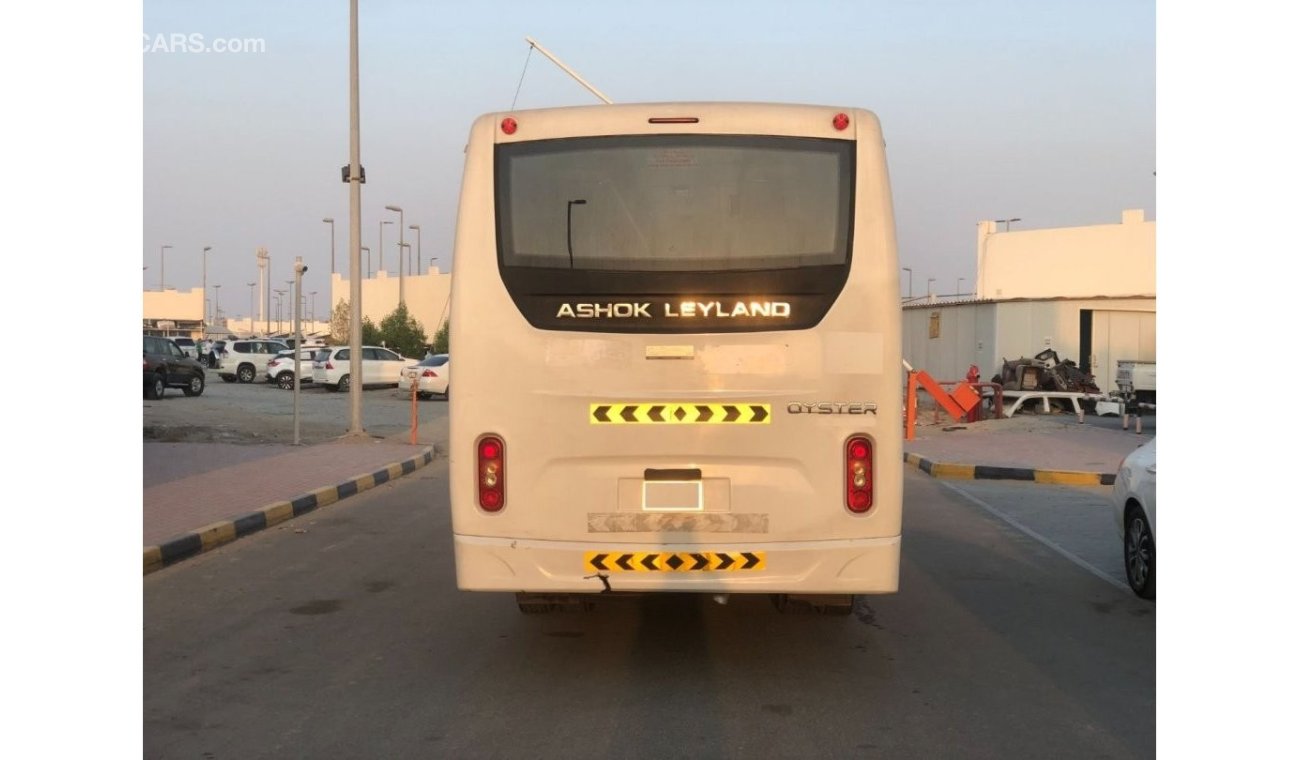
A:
[[524, 36, 613, 104]]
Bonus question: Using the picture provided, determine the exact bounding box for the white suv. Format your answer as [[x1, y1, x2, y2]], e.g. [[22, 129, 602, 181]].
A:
[[217, 339, 291, 383], [311, 346, 412, 392], [265, 348, 319, 390]]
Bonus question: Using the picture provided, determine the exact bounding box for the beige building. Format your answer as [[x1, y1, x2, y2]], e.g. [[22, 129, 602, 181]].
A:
[[142, 266, 452, 347], [904, 209, 1155, 395]]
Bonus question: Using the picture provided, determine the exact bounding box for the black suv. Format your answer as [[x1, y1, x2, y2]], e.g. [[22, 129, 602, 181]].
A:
[[144, 335, 206, 399]]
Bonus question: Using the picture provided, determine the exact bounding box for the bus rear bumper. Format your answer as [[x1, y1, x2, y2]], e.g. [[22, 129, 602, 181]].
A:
[[452, 534, 901, 594]]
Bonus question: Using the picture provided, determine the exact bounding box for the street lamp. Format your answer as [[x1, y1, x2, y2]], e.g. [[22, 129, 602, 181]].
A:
[[213, 284, 221, 326], [399, 242, 411, 295], [310, 290, 318, 324], [994, 217, 1021, 232], [361, 246, 371, 278], [957, 277, 965, 296], [430, 256, 438, 274], [379, 220, 393, 273], [385, 205, 404, 303], [322, 217, 335, 274], [409, 224, 421, 274], [274, 289, 286, 333], [202, 246, 212, 324], [902, 266, 912, 300], [247, 282, 257, 333], [566, 199, 587, 268], [926, 277, 936, 297], [159, 245, 172, 290]]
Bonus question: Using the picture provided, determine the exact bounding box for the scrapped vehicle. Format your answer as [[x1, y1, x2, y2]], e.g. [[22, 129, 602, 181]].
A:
[[993, 349, 1101, 394], [398, 354, 450, 399], [1112, 437, 1156, 599], [143, 335, 206, 399]]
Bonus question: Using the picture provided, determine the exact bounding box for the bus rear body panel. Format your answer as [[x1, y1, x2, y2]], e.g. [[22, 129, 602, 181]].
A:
[[449, 103, 901, 595]]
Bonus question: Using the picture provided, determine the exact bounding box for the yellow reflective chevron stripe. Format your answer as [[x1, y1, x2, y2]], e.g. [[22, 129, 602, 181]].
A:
[[584, 551, 766, 572], [589, 403, 771, 424]]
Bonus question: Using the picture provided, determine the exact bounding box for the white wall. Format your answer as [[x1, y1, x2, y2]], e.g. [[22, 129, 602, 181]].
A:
[[976, 209, 1155, 300]]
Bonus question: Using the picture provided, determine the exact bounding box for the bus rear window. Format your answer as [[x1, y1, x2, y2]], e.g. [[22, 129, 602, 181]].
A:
[[496, 135, 852, 272], [494, 134, 855, 333]]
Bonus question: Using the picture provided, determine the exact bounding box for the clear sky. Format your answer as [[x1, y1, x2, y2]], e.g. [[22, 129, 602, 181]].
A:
[[143, 0, 1155, 309]]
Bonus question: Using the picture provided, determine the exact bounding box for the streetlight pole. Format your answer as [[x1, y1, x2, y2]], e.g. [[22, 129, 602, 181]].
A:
[[346, 0, 365, 436], [385, 205, 404, 303], [257, 247, 271, 335], [361, 246, 371, 278], [310, 290, 317, 325], [379, 220, 392, 274], [430, 256, 438, 274], [293, 257, 308, 444], [927, 277, 936, 298], [957, 277, 965, 296], [994, 217, 1021, 232], [902, 266, 912, 300], [247, 282, 257, 333], [409, 224, 421, 274], [159, 245, 172, 290], [398, 242, 411, 299], [274, 289, 286, 333], [322, 217, 335, 275], [202, 246, 212, 326], [213, 284, 221, 327]]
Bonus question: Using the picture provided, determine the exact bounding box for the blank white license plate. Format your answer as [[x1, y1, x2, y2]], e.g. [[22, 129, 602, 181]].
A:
[[642, 481, 702, 512]]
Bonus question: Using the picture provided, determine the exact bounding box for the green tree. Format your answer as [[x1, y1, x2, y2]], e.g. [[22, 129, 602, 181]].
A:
[[329, 299, 351, 344], [362, 315, 382, 346], [377, 303, 427, 357], [431, 320, 449, 354]]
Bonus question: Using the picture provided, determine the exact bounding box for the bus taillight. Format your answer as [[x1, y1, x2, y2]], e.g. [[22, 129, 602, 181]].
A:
[[478, 436, 505, 511], [846, 436, 873, 513]]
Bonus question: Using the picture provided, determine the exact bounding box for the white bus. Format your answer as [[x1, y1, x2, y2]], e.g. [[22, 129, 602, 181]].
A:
[[449, 102, 901, 614]]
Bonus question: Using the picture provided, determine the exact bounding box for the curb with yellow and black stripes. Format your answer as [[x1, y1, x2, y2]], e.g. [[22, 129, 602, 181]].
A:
[[903, 452, 1116, 486], [143, 447, 435, 575]]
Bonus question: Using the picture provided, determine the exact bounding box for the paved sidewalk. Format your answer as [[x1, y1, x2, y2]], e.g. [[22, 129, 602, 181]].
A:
[[144, 437, 438, 574], [903, 415, 1152, 483]]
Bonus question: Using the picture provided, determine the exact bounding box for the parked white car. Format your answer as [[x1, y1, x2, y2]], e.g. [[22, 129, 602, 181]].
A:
[[398, 354, 451, 399], [311, 346, 413, 392], [265, 348, 319, 390], [217, 338, 291, 383], [1112, 437, 1156, 599]]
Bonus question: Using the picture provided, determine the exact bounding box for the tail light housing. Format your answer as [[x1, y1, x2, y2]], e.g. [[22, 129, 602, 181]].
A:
[[477, 435, 505, 511], [845, 436, 873, 513], [422, 369, 438, 378]]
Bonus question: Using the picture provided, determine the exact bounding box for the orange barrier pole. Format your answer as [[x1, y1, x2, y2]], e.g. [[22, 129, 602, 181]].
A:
[[410, 378, 419, 444], [905, 371, 918, 440]]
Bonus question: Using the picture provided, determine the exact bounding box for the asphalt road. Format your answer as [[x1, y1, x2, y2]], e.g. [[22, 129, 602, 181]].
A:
[[143, 464, 1155, 759]]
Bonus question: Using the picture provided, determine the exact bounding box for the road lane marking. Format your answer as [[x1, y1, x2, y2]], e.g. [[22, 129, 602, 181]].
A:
[[939, 481, 1128, 592]]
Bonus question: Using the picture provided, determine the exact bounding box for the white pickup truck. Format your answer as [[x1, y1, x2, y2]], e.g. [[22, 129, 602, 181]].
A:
[[1115, 359, 1156, 407]]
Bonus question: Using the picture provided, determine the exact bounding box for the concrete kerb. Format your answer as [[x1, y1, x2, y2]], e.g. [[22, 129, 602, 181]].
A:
[[903, 452, 1116, 487], [143, 446, 436, 575]]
